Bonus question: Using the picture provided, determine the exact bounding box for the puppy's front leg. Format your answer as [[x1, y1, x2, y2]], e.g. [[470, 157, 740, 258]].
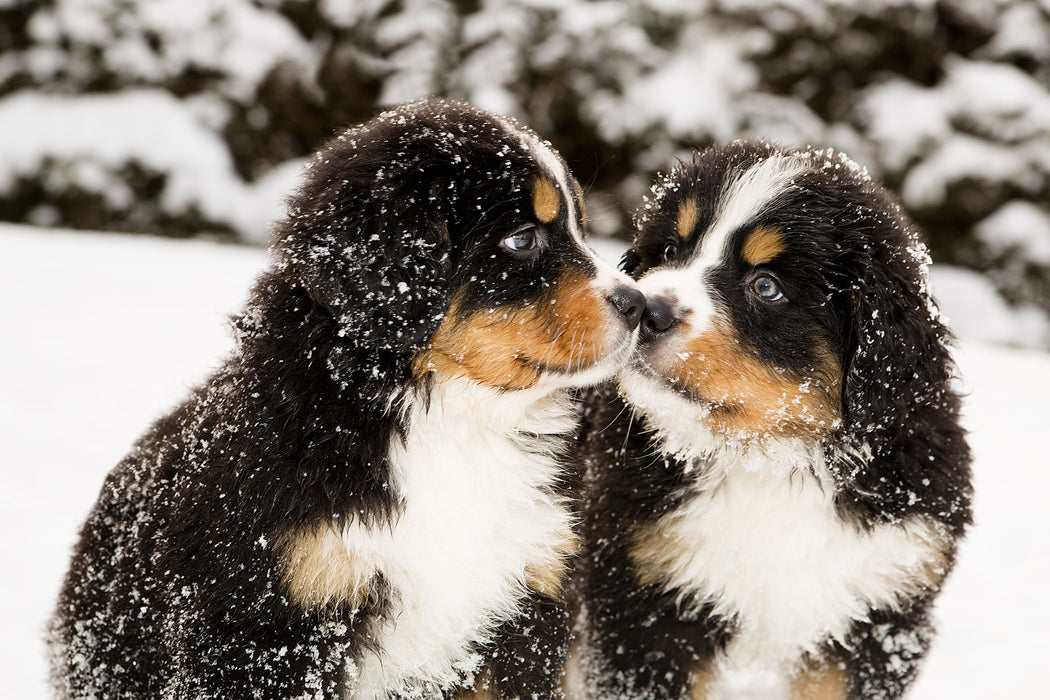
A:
[[837, 597, 937, 700], [455, 592, 571, 699], [578, 537, 728, 700]]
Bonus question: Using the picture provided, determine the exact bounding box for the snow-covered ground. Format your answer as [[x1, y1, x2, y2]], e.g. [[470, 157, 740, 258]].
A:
[[2, 223, 1047, 698]]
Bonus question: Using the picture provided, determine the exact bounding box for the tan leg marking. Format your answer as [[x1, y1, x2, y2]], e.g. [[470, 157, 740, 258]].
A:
[[524, 527, 581, 599], [277, 522, 372, 611], [453, 666, 496, 699], [789, 656, 849, 700], [689, 663, 716, 699]]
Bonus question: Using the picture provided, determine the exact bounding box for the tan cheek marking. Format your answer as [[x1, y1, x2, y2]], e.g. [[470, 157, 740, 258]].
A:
[[533, 176, 561, 223], [277, 523, 372, 612], [524, 527, 580, 599], [666, 319, 842, 439], [677, 199, 699, 240], [789, 657, 850, 700], [417, 305, 544, 390], [742, 225, 787, 266], [414, 270, 611, 390], [538, 270, 611, 369]]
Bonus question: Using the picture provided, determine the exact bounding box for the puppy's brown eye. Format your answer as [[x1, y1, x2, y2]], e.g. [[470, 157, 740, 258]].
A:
[[662, 242, 678, 261], [502, 225, 539, 252]]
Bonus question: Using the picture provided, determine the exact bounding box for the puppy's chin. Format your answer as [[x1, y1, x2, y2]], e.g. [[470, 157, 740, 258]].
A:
[[617, 363, 721, 459], [533, 328, 640, 393]]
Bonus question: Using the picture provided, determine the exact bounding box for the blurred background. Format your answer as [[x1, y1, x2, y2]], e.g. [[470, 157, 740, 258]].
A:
[[2, 0, 1049, 346]]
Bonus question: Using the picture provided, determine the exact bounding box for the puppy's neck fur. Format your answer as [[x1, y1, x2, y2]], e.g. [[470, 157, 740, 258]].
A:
[[405, 373, 579, 441], [347, 375, 578, 697], [622, 382, 833, 490], [626, 407, 950, 677]]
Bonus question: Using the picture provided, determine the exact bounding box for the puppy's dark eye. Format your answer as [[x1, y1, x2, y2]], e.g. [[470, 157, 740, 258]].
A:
[[662, 242, 678, 261], [751, 275, 785, 302], [502, 225, 539, 252]]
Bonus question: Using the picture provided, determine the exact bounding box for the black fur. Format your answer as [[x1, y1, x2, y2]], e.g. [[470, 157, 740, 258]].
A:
[[48, 99, 601, 700], [576, 141, 973, 699]]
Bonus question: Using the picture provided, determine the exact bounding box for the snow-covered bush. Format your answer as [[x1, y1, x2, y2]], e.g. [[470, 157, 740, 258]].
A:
[[1, 0, 1048, 340]]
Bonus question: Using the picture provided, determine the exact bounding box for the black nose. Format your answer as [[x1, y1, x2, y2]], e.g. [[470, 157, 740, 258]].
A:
[[641, 298, 676, 340], [607, 286, 645, 331]]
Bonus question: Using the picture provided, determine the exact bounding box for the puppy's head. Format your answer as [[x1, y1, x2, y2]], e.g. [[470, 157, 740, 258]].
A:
[[274, 99, 641, 401], [620, 141, 956, 449]]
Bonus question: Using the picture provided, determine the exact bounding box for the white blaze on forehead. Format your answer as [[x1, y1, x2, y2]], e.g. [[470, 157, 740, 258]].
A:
[[495, 114, 625, 287], [634, 153, 809, 330], [692, 153, 808, 274]]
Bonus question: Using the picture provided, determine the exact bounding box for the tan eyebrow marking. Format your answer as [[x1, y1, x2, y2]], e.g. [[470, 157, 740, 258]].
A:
[[677, 199, 699, 240], [532, 176, 561, 224], [742, 225, 787, 266]]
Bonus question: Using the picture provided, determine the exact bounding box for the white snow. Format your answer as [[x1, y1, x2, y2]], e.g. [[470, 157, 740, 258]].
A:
[[863, 56, 1050, 214], [901, 134, 1041, 210], [931, 265, 1050, 348], [0, 90, 305, 243], [974, 199, 1050, 266], [1, 223, 1048, 698], [983, 2, 1050, 62], [26, 0, 314, 99], [587, 22, 762, 146]]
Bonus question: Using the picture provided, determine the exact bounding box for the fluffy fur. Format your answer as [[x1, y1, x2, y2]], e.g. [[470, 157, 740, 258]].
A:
[[574, 141, 972, 699], [48, 99, 643, 700]]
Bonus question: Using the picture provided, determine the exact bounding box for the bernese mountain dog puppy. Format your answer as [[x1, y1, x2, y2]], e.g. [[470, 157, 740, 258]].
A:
[[574, 141, 972, 699], [48, 99, 644, 700]]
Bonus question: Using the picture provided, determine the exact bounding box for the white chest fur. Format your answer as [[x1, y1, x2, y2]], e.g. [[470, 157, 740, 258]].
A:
[[345, 379, 577, 698], [640, 441, 948, 672]]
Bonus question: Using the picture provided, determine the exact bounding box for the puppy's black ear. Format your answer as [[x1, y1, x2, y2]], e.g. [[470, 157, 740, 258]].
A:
[[273, 135, 453, 403], [831, 209, 970, 531], [840, 249, 949, 439]]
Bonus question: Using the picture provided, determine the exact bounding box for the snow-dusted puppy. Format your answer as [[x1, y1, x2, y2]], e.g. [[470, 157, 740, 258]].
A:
[[49, 99, 644, 700], [574, 141, 972, 699]]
